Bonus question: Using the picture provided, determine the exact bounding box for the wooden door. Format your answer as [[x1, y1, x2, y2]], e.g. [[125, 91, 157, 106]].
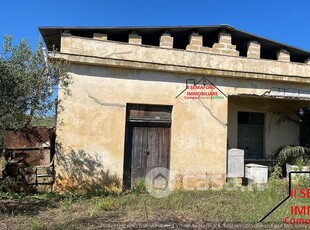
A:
[[238, 125, 263, 159], [130, 126, 171, 187], [123, 104, 172, 189], [238, 112, 264, 159]]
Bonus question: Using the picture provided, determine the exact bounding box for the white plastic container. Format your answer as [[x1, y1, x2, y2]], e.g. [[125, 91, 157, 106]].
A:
[[245, 163, 268, 184], [227, 148, 244, 178]]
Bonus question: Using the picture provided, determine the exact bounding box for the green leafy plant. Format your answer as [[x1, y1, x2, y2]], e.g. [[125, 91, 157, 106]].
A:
[[131, 179, 147, 194], [29, 218, 45, 230], [93, 197, 116, 211], [270, 164, 283, 181], [60, 197, 74, 212], [269, 145, 310, 165], [291, 158, 309, 188]]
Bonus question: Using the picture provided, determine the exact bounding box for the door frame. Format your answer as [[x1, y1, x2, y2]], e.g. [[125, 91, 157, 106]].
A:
[[122, 104, 172, 190], [237, 111, 265, 159]]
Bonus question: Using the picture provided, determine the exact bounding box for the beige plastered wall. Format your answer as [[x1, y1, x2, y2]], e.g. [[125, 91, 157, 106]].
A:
[[228, 101, 300, 158], [54, 35, 310, 192], [56, 64, 310, 192], [56, 65, 229, 192]]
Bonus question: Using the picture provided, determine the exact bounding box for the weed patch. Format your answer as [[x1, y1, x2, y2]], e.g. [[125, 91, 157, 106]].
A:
[[0, 180, 309, 229]]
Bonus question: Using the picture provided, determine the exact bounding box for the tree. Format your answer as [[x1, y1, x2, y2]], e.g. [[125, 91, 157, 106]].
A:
[[0, 35, 70, 146]]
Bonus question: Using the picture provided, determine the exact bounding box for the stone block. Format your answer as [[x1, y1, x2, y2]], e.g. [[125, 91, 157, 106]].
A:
[[277, 49, 290, 62], [23, 174, 36, 184], [248, 41, 260, 49], [247, 53, 259, 59], [186, 45, 199, 51], [218, 32, 232, 44], [183, 175, 206, 190], [211, 48, 221, 54], [213, 43, 236, 50], [188, 33, 203, 47], [212, 43, 226, 49], [93, 33, 108, 40], [37, 176, 54, 184], [212, 45, 239, 56], [200, 46, 212, 52], [227, 44, 237, 50], [206, 173, 226, 189], [191, 39, 203, 46], [37, 167, 54, 175], [160, 33, 173, 48], [247, 41, 261, 59], [210, 32, 240, 56], [19, 167, 36, 174], [129, 33, 142, 45], [220, 49, 239, 56]]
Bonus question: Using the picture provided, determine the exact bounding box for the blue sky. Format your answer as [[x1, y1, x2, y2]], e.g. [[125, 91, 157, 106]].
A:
[[0, 0, 309, 51]]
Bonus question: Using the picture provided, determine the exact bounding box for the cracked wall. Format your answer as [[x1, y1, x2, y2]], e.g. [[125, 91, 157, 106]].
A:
[[56, 61, 310, 192], [55, 64, 230, 191]]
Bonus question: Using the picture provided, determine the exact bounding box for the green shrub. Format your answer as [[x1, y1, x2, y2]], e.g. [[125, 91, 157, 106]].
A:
[[269, 145, 310, 165], [291, 158, 309, 188], [270, 164, 283, 180], [131, 179, 147, 194], [94, 197, 116, 211]]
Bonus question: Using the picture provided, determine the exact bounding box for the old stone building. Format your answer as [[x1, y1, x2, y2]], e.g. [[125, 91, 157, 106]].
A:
[[39, 25, 310, 192]]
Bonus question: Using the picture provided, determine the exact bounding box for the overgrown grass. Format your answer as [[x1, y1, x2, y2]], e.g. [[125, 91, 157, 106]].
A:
[[0, 180, 309, 229]]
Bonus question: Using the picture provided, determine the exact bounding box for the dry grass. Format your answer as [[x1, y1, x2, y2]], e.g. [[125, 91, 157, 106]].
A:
[[0, 180, 309, 229]]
